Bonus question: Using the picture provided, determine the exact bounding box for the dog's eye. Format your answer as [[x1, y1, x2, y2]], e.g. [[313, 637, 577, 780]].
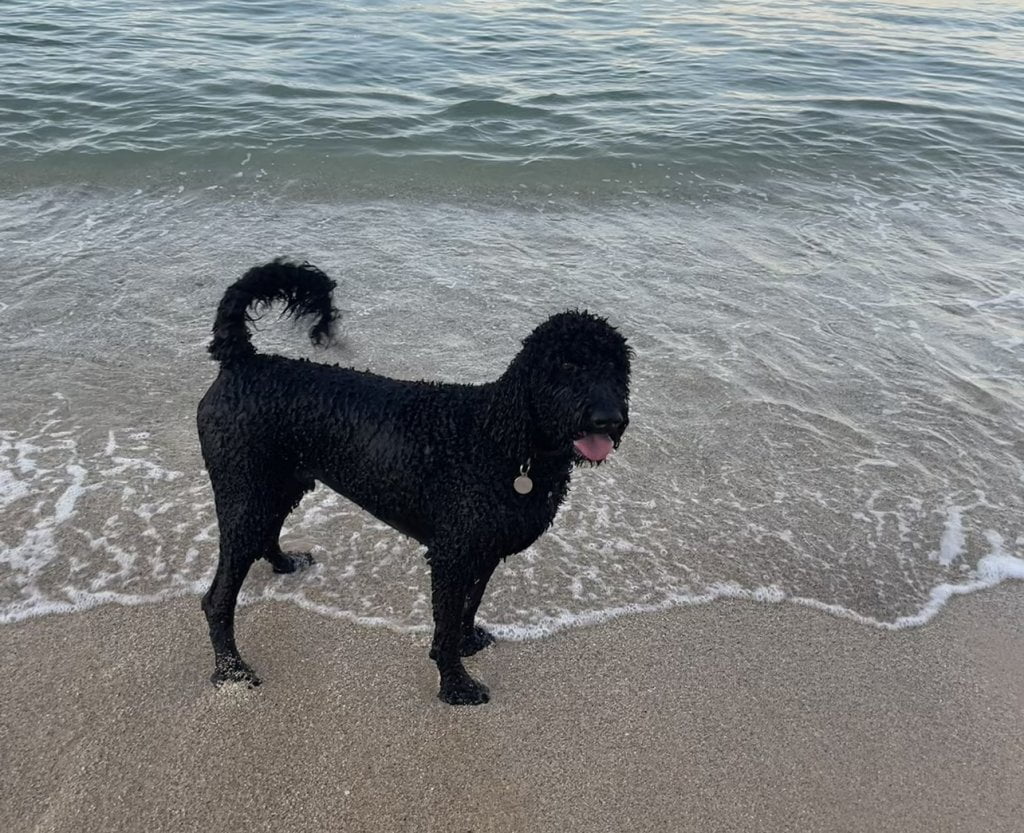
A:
[[561, 361, 578, 372]]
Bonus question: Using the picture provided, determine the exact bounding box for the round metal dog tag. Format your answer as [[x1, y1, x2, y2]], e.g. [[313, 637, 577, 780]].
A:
[[513, 474, 534, 495]]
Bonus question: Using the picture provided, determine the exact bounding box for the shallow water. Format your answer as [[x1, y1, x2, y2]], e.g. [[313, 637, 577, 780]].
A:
[[2, 0, 1023, 633]]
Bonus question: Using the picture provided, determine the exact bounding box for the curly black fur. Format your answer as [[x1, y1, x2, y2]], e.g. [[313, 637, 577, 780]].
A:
[[208, 258, 338, 362], [198, 260, 632, 705]]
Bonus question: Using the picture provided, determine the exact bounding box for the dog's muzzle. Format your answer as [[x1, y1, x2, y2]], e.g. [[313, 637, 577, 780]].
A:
[[572, 405, 627, 462]]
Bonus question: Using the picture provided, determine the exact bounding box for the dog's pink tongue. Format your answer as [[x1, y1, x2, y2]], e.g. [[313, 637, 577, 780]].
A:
[[573, 433, 614, 462]]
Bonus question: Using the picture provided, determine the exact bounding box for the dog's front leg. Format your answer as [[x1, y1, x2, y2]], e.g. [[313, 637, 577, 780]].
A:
[[461, 559, 499, 657], [428, 554, 490, 705]]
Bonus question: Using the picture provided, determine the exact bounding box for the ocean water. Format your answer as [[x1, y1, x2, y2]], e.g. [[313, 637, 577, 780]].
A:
[[2, 0, 1023, 636]]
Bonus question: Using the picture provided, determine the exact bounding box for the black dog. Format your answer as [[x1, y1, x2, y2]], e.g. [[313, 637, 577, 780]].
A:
[[198, 259, 631, 705]]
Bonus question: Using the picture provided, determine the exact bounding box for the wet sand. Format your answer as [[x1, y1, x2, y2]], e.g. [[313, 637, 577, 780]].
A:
[[2, 588, 1022, 833]]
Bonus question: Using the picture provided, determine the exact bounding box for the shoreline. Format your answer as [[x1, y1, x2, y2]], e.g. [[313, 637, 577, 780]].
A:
[[5, 557, 1023, 633], [3, 585, 1022, 833]]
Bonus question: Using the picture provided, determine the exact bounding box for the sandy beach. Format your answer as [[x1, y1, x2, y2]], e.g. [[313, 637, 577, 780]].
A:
[[3, 588, 1021, 833]]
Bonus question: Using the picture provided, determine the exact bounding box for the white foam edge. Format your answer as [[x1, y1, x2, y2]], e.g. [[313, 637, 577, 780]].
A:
[[0, 583, 210, 625], [3, 552, 1022, 635], [490, 551, 1024, 639]]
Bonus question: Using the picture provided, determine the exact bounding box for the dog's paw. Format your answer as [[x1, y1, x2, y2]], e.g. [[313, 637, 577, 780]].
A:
[[211, 659, 261, 688], [270, 551, 315, 574], [460, 626, 496, 657], [438, 675, 490, 706]]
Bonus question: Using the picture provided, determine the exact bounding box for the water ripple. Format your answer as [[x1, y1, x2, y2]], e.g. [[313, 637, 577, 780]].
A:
[[1, 0, 1022, 194]]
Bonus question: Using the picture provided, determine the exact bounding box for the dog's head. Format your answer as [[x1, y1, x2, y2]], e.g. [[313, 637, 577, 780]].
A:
[[517, 310, 632, 465]]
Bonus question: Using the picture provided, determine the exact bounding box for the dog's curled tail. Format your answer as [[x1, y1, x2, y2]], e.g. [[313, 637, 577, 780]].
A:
[[208, 259, 339, 363]]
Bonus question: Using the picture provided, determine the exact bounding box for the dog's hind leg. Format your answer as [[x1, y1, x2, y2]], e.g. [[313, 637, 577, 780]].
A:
[[428, 552, 490, 705], [263, 475, 316, 574], [202, 493, 279, 687], [460, 558, 499, 657]]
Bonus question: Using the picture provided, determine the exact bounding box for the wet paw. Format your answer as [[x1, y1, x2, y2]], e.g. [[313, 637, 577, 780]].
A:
[[438, 675, 490, 706], [211, 659, 261, 688], [460, 626, 496, 657], [270, 551, 315, 574]]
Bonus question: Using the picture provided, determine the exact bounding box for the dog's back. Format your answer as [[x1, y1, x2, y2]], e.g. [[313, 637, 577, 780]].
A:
[[200, 349, 496, 545]]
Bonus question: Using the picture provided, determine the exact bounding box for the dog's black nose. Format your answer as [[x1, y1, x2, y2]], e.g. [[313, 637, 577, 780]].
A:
[[588, 406, 624, 433]]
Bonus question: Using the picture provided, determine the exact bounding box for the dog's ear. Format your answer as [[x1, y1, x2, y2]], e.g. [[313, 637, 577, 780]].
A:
[[484, 358, 532, 456]]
